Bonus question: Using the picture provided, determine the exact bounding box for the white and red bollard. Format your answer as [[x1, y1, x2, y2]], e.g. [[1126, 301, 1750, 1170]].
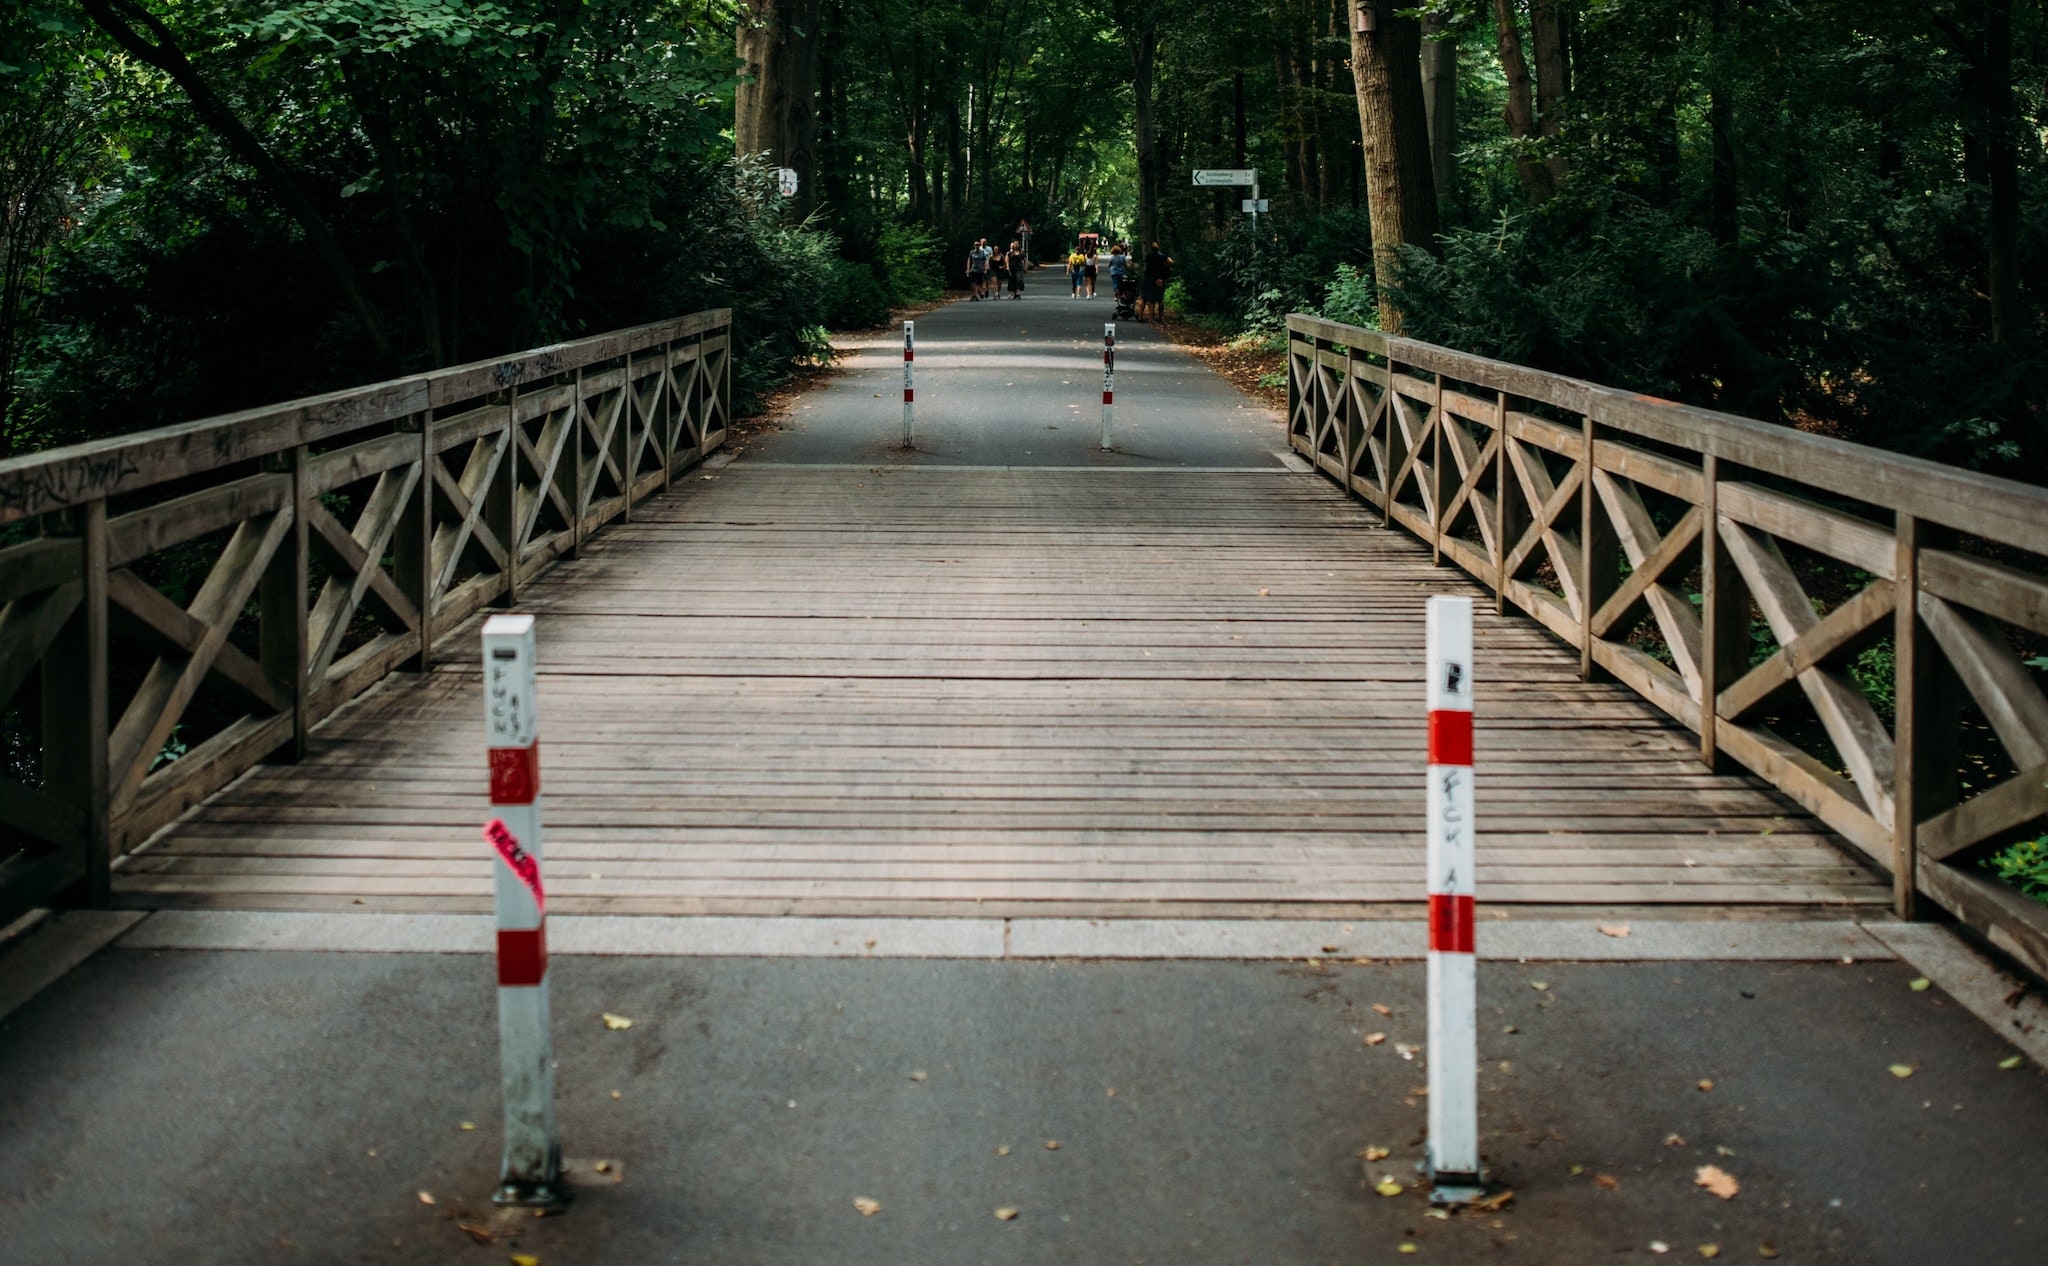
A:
[[481, 613, 568, 1208], [902, 320, 916, 448], [1100, 323, 1115, 450], [1424, 594, 1482, 1203]]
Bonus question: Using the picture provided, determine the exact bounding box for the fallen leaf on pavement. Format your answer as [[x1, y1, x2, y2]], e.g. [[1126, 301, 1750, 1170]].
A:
[[1758, 1243, 1779, 1259], [1998, 1054, 2025, 1070], [854, 1198, 882, 1216], [1698, 1079, 1715, 1092], [1398, 1244, 1417, 1254], [1598, 924, 1631, 938], [461, 1122, 476, 1131], [1908, 977, 1931, 992], [417, 1190, 436, 1205], [1695, 1165, 1739, 1200], [995, 1146, 1011, 1156], [1374, 1178, 1403, 1197], [1360, 1146, 1390, 1161], [610, 1090, 622, 1099], [1045, 1140, 1060, 1150], [908, 1070, 928, 1081], [1365, 1032, 1387, 1046], [455, 1222, 495, 1245], [511, 1255, 539, 1266], [1529, 981, 1550, 991], [1650, 1243, 1670, 1255], [1665, 1133, 1686, 1147], [601, 1013, 634, 1031], [994, 1207, 1019, 1221], [1372, 1004, 1393, 1016], [1888, 1063, 1915, 1079], [1700, 1245, 1721, 1259], [1472, 1189, 1514, 1212], [1595, 1174, 1619, 1189]]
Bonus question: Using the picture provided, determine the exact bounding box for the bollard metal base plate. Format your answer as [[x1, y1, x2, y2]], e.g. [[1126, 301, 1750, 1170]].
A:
[[495, 1143, 573, 1209], [1425, 1164, 1488, 1207]]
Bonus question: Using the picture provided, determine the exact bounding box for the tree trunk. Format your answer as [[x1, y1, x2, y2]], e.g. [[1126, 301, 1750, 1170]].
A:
[[1349, 0, 1439, 331], [735, 0, 822, 219], [1233, 72, 1248, 169], [1489, 0, 1552, 201], [1529, 0, 1568, 189], [1419, 14, 1458, 215], [1129, 15, 1161, 249], [1983, 0, 2019, 344], [1707, 0, 1737, 243]]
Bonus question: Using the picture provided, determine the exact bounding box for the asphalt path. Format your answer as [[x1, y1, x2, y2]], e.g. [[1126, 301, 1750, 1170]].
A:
[[752, 275, 1286, 467], [2, 948, 2044, 1264]]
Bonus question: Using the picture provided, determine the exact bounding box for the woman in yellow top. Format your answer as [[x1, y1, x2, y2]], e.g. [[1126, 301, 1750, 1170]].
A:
[[1067, 247, 1087, 298]]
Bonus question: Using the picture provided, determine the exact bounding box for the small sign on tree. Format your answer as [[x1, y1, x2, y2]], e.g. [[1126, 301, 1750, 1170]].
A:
[[775, 167, 800, 198]]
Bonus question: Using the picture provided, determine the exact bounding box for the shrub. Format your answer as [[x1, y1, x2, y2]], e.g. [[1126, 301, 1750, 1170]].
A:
[[826, 259, 890, 329], [1986, 835, 2048, 906], [874, 222, 943, 308]]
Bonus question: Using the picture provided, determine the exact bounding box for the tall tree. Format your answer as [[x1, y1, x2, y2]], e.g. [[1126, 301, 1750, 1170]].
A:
[[1419, 13, 1458, 214], [1349, 0, 1437, 329], [1490, 0, 1553, 200], [737, 0, 823, 219]]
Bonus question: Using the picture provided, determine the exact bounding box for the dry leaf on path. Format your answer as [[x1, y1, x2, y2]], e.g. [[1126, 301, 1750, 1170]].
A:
[[1664, 1133, 1686, 1147], [1758, 1243, 1779, 1259], [416, 1190, 436, 1205], [511, 1256, 540, 1266], [995, 1146, 1011, 1156], [1361, 1146, 1391, 1161], [994, 1207, 1019, 1221], [1698, 1079, 1715, 1092], [1998, 1054, 2025, 1070], [1472, 1188, 1514, 1212], [1372, 1004, 1393, 1016], [1045, 1140, 1061, 1150], [1888, 1064, 1915, 1079], [1398, 1244, 1418, 1254], [1908, 977, 1931, 992], [854, 1198, 882, 1216], [1365, 1032, 1387, 1046], [1594, 1174, 1619, 1189], [1530, 981, 1550, 991], [1258, 588, 1270, 597], [908, 1070, 928, 1081], [1650, 1243, 1670, 1255], [1598, 924, 1631, 938], [455, 1222, 496, 1245], [1374, 1178, 1403, 1197], [1695, 1165, 1740, 1200], [601, 1013, 634, 1031], [1699, 1245, 1721, 1259]]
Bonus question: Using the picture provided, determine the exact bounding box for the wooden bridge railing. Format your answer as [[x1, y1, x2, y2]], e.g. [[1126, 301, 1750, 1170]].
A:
[[0, 309, 731, 926], [1287, 313, 2048, 979]]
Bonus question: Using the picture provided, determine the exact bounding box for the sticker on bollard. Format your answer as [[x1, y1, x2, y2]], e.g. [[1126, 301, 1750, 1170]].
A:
[[482, 613, 569, 1209], [1424, 594, 1483, 1204]]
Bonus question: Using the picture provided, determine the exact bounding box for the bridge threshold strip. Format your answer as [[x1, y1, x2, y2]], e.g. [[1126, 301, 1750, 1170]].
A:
[[112, 464, 1885, 920]]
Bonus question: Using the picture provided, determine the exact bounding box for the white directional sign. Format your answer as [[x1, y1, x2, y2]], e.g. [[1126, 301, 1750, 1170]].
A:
[[775, 167, 800, 197], [1192, 168, 1255, 187], [1241, 198, 1270, 213]]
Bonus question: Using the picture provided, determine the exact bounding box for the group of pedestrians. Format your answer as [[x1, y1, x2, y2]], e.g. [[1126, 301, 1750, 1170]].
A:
[[963, 221, 1173, 320], [1064, 237, 1173, 322], [966, 235, 1027, 301]]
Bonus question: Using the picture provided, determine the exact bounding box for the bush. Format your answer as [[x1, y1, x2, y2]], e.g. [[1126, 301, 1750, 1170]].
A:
[[1319, 264, 1380, 331], [826, 259, 890, 329], [873, 222, 943, 308], [1986, 835, 2048, 906]]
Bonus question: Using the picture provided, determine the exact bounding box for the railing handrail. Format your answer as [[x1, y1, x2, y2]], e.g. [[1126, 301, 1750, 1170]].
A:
[[1286, 313, 2048, 554], [0, 308, 732, 527]]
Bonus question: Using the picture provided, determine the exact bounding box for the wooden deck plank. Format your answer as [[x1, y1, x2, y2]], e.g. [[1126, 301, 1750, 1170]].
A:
[[116, 466, 1887, 915]]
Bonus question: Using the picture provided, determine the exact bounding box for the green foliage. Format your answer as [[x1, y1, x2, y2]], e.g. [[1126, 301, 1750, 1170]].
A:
[[871, 223, 943, 308], [825, 258, 889, 329], [1985, 835, 2048, 906], [1319, 264, 1379, 331]]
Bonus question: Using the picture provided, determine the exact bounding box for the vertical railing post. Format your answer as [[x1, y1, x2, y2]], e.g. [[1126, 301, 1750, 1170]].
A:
[[481, 613, 566, 1208], [1891, 514, 1960, 920], [494, 390, 521, 606], [1699, 455, 1749, 772], [46, 498, 110, 905], [1579, 414, 1617, 682], [570, 367, 586, 560], [1428, 367, 1445, 566], [661, 340, 675, 489], [261, 446, 311, 763], [1492, 392, 1510, 611], [395, 410, 434, 670], [620, 353, 634, 523]]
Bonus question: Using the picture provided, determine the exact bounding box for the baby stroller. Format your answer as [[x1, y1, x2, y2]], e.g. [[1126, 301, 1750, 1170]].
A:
[[1112, 273, 1139, 321]]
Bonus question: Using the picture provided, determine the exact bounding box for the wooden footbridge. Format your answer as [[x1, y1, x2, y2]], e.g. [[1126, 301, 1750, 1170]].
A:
[[3, 306, 2046, 981]]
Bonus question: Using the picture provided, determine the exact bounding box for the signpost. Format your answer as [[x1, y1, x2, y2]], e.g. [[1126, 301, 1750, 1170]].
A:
[[1194, 166, 1263, 239]]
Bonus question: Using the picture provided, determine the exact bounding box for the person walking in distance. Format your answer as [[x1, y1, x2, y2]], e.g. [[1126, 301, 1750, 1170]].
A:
[[1140, 240, 1173, 322], [1017, 219, 1032, 266], [1067, 243, 1086, 298], [1107, 242, 1129, 303], [1083, 239, 1099, 298], [989, 240, 1009, 298], [967, 237, 992, 300], [1006, 240, 1026, 298]]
